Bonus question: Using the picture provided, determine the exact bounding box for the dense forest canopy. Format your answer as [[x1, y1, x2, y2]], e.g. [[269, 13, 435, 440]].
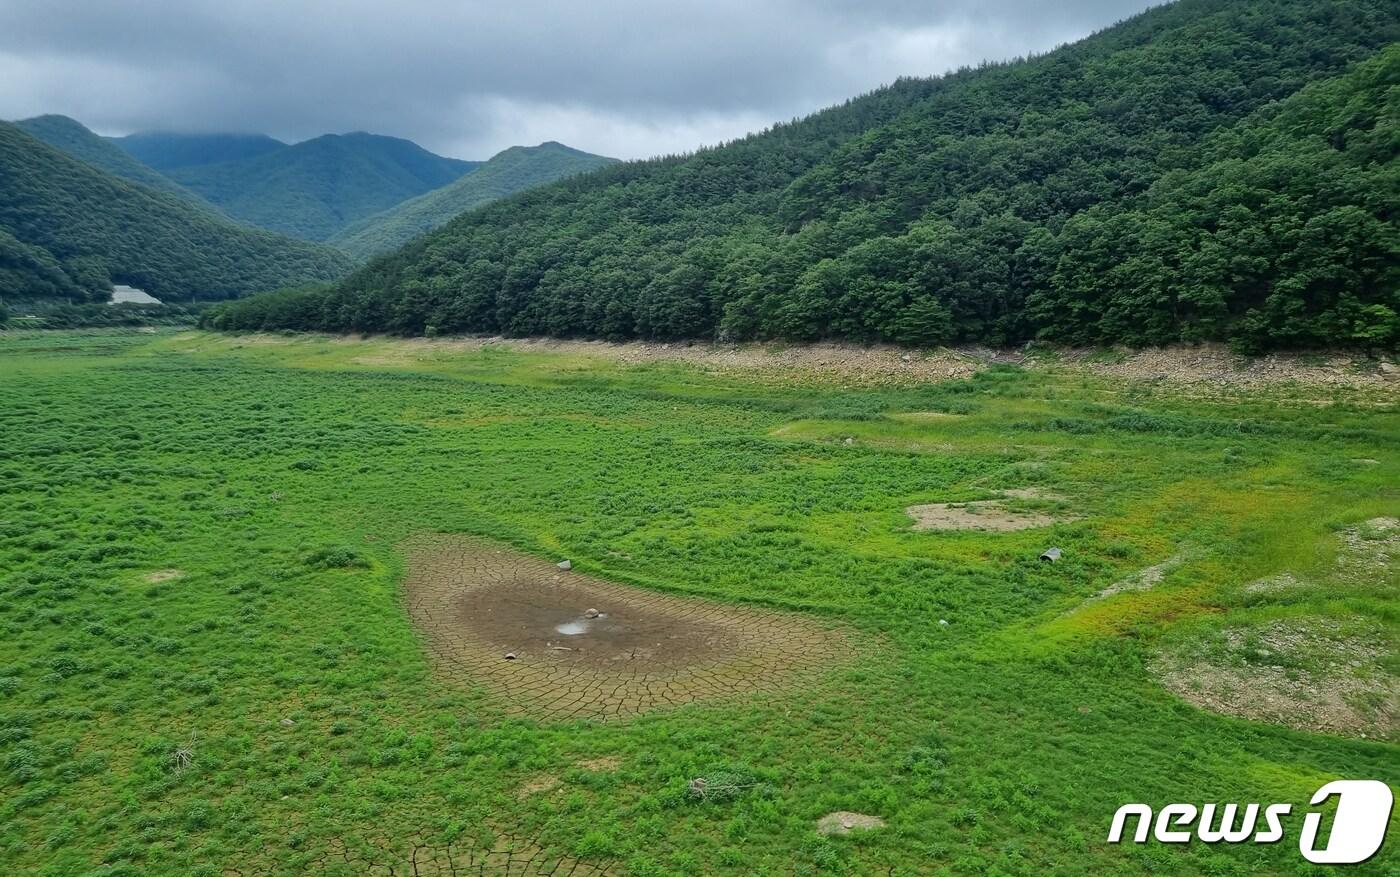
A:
[[0, 122, 352, 302], [165, 133, 480, 241], [13, 115, 214, 208], [205, 0, 1399, 351], [329, 142, 618, 260]]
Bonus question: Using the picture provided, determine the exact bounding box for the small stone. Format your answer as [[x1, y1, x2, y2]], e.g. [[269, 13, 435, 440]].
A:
[[279, 718, 294, 727], [557, 560, 572, 571], [584, 608, 600, 618]]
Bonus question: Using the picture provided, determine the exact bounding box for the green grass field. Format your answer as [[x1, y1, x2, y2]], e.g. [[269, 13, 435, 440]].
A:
[[1, 329, 1395, 876]]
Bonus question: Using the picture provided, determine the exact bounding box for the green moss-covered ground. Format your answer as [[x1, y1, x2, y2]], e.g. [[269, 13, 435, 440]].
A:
[[1, 329, 1394, 876]]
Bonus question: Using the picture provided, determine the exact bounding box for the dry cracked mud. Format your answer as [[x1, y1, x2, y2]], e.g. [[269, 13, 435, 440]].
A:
[[402, 535, 854, 721], [219, 826, 617, 877]]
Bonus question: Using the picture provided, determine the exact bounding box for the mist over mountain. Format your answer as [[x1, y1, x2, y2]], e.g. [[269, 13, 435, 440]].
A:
[[110, 130, 287, 171], [13, 115, 212, 208]]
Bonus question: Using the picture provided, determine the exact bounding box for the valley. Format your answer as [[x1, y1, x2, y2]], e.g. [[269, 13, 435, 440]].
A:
[[0, 0, 1396, 873]]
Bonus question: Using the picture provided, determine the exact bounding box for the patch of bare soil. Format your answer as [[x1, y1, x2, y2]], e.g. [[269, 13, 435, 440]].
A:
[[888, 410, 965, 423], [237, 332, 1395, 391], [1094, 552, 1187, 599], [1336, 517, 1399, 584], [574, 756, 622, 772], [229, 826, 617, 876], [1151, 616, 1398, 740], [142, 569, 183, 583], [1245, 517, 1398, 593], [329, 334, 980, 386], [516, 774, 561, 799], [906, 492, 1073, 532], [816, 812, 886, 835], [1031, 344, 1394, 390], [402, 535, 853, 721]]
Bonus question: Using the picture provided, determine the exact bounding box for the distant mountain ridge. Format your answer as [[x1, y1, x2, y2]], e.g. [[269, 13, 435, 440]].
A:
[[0, 121, 351, 301], [162, 132, 481, 241], [110, 131, 287, 171], [330, 141, 617, 260]]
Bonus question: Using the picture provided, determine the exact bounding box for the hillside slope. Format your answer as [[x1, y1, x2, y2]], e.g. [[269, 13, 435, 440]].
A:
[[167, 132, 481, 241], [1030, 45, 1399, 351], [207, 0, 1397, 351], [0, 122, 352, 302], [12, 115, 211, 206], [110, 130, 286, 171], [330, 142, 617, 260]]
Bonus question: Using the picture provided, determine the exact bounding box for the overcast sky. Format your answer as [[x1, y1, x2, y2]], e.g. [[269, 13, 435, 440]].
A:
[[0, 0, 1159, 161]]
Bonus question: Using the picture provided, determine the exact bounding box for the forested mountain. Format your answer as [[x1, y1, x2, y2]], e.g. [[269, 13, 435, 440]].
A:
[[110, 131, 286, 171], [1028, 45, 1399, 350], [0, 122, 351, 302], [165, 132, 481, 241], [12, 115, 211, 206], [205, 0, 1399, 351], [330, 142, 617, 260]]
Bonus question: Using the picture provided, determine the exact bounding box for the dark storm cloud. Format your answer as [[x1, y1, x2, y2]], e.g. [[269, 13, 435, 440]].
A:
[[0, 0, 1158, 159]]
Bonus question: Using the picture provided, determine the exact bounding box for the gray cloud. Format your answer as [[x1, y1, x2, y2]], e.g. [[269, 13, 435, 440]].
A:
[[0, 0, 1158, 159]]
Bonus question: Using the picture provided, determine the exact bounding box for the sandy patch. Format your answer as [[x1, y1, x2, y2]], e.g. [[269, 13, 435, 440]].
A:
[[402, 535, 853, 721], [142, 569, 183, 583], [816, 812, 886, 835], [1151, 616, 1398, 739], [906, 497, 1071, 532], [574, 756, 622, 772]]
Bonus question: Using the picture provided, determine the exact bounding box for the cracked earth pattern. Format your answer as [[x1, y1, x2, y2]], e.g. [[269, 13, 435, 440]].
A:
[[219, 827, 617, 877], [402, 534, 852, 721]]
